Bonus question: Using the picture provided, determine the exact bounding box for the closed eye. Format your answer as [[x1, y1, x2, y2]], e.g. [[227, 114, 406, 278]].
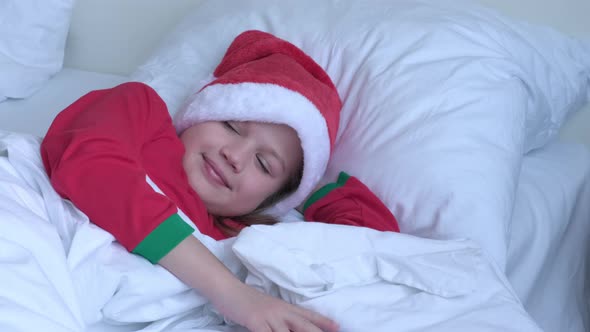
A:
[[223, 121, 239, 134], [256, 154, 270, 174]]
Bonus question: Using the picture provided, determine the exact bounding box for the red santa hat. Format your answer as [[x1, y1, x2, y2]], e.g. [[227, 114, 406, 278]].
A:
[[174, 30, 342, 216]]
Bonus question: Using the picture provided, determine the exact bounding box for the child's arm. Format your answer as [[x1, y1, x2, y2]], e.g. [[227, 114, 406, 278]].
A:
[[160, 236, 338, 332], [41, 82, 198, 262], [301, 172, 400, 232], [41, 82, 338, 332]]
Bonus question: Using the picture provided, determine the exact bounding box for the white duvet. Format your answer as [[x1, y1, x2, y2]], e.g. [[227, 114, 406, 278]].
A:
[[0, 131, 541, 332]]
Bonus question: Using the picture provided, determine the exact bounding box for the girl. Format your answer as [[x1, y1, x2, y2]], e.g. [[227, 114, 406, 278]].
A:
[[41, 30, 399, 332]]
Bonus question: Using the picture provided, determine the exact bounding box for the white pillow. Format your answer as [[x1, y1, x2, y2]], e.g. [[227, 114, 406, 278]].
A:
[[0, 0, 76, 102], [131, 0, 590, 268]]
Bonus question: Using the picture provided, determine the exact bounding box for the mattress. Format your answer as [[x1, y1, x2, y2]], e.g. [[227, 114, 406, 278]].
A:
[[0, 68, 127, 137]]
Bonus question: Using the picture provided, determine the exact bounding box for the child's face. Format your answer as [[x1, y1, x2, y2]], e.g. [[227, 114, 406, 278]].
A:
[[180, 120, 303, 216]]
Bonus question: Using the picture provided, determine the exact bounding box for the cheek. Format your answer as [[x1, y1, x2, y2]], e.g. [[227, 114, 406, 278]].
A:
[[183, 151, 201, 176], [238, 174, 280, 205]]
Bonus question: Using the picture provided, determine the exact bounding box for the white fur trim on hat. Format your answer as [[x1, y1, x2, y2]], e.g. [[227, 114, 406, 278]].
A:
[[176, 82, 331, 216]]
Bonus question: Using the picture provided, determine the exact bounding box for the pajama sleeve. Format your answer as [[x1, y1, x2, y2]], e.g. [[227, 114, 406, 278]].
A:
[[41, 82, 195, 263], [302, 172, 400, 232]]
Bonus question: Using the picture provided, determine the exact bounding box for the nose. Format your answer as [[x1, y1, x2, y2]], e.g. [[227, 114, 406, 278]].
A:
[[221, 140, 254, 173]]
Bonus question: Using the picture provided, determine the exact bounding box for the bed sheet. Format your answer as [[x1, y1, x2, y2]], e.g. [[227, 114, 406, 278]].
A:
[[506, 142, 590, 332], [0, 68, 127, 137]]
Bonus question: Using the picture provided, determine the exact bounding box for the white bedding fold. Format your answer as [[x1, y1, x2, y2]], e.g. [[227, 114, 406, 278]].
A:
[[0, 131, 541, 332], [230, 223, 540, 332]]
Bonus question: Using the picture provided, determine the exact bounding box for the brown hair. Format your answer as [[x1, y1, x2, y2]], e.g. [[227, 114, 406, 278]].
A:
[[213, 163, 304, 237]]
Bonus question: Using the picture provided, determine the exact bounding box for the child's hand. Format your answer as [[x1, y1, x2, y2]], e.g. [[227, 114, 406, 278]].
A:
[[217, 282, 339, 332], [159, 223, 338, 332]]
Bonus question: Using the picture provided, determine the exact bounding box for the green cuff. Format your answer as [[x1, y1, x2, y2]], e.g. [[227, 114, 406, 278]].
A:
[[302, 172, 351, 212], [132, 213, 194, 264]]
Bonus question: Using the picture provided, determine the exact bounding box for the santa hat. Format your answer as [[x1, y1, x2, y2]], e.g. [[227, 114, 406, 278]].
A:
[[174, 30, 341, 216]]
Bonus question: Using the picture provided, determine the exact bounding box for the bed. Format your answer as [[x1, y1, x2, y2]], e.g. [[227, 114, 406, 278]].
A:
[[1, 0, 589, 331]]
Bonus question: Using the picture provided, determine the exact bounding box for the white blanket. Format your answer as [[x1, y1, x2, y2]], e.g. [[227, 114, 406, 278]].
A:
[[0, 131, 541, 332]]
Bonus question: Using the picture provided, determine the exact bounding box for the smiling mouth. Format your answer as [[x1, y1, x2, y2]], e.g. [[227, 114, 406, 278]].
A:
[[202, 155, 231, 189]]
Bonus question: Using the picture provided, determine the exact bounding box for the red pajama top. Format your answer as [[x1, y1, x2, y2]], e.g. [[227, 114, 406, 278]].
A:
[[41, 82, 399, 263]]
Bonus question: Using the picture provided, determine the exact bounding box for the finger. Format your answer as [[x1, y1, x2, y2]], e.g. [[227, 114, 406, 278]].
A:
[[249, 324, 272, 332], [285, 313, 322, 332], [294, 307, 339, 332], [267, 316, 292, 332], [245, 317, 272, 332], [269, 323, 291, 332]]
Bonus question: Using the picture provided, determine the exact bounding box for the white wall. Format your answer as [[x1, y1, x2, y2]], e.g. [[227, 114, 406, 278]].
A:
[[64, 0, 203, 75]]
